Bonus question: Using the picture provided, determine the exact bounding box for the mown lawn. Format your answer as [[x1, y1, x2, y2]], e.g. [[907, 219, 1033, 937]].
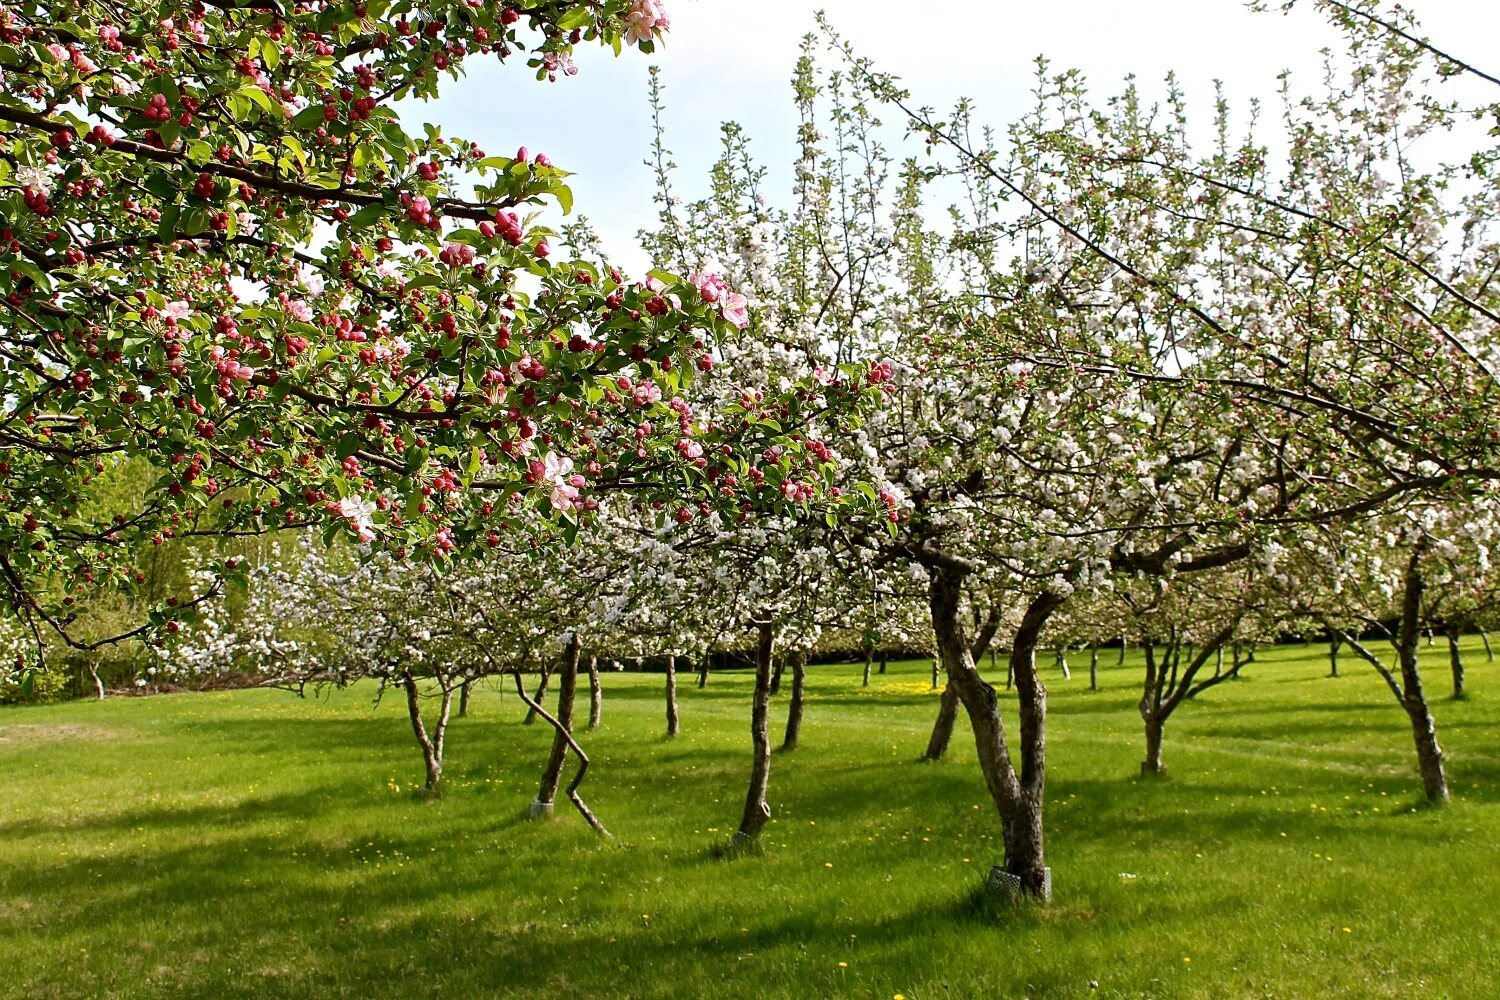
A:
[[2, 639, 1498, 999]]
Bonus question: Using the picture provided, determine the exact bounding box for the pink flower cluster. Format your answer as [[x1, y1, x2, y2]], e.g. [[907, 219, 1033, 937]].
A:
[[528, 451, 585, 511], [623, 0, 670, 47], [780, 479, 817, 503], [689, 271, 749, 329], [439, 242, 476, 268]]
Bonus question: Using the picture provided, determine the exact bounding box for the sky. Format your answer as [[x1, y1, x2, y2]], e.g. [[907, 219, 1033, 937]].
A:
[[421, 0, 1500, 273]]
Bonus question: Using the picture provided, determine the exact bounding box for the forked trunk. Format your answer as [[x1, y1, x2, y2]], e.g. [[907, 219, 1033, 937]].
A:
[[923, 683, 959, 761], [735, 621, 776, 843], [929, 565, 1058, 900], [88, 662, 106, 700], [1447, 627, 1465, 699], [402, 671, 453, 795], [533, 635, 582, 815], [587, 655, 602, 730], [665, 654, 681, 737], [1055, 648, 1070, 681], [781, 650, 807, 750]]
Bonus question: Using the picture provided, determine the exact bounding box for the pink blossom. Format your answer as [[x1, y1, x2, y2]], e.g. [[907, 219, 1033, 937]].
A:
[[46, 43, 69, 62], [284, 299, 313, 323], [163, 300, 192, 322], [689, 271, 726, 304], [676, 438, 703, 460], [327, 496, 377, 542], [632, 381, 663, 407], [623, 0, 670, 47], [721, 291, 749, 329], [439, 242, 476, 268], [542, 451, 574, 485], [549, 482, 580, 512], [812, 365, 836, 386]]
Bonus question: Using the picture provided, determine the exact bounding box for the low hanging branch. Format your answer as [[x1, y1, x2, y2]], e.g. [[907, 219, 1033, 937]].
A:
[[510, 670, 611, 837]]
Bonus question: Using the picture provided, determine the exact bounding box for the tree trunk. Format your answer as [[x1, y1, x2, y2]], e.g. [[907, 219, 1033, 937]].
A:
[[533, 635, 581, 815], [1447, 626, 1465, 699], [931, 656, 940, 690], [861, 648, 872, 688], [989, 648, 998, 672], [1328, 637, 1341, 678], [781, 650, 807, 751], [459, 678, 472, 717], [1055, 648, 1070, 680], [1118, 637, 1128, 666], [402, 671, 452, 796], [734, 621, 776, 843], [1396, 548, 1449, 804], [1141, 711, 1165, 776], [522, 663, 551, 725], [769, 655, 784, 696], [665, 654, 681, 737], [88, 662, 105, 700], [698, 652, 709, 689], [1481, 629, 1494, 663], [1088, 645, 1099, 691], [587, 655, 602, 730], [923, 683, 959, 761], [929, 565, 1059, 900], [878, 652, 887, 675]]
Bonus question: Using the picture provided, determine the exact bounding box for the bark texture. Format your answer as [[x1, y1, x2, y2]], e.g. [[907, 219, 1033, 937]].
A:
[[402, 671, 453, 795], [1333, 543, 1449, 804], [929, 565, 1059, 898], [665, 654, 681, 737], [1447, 626, 1465, 699], [781, 650, 807, 751], [1136, 625, 1236, 776], [923, 683, 960, 761], [736, 621, 776, 841], [522, 662, 551, 726], [534, 635, 581, 811], [587, 655, 602, 730]]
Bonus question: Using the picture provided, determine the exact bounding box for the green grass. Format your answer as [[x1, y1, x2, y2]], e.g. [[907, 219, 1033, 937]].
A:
[[2, 639, 1499, 998]]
